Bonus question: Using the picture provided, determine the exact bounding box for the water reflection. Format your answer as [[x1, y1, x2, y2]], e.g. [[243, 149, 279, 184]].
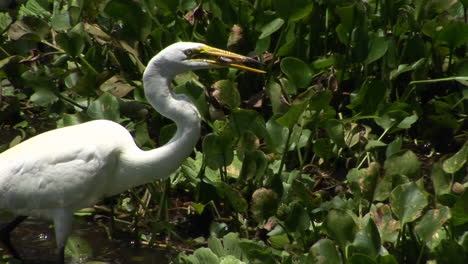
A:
[[1, 216, 174, 264]]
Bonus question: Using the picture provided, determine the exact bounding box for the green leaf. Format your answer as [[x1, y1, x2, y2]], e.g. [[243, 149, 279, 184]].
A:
[[438, 21, 468, 49], [373, 204, 400, 243], [0, 12, 12, 32], [451, 191, 468, 226], [87, 92, 120, 121], [193, 248, 220, 264], [348, 254, 376, 264], [51, 9, 73, 31], [259, 17, 284, 39], [19, 0, 50, 18], [390, 182, 428, 227], [325, 119, 345, 147], [276, 102, 307, 129], [284, 202, 310, 233], [310, 239, 343, 264], [272, 0, 314, 21], [280, 57, 313, 89], [435, 239, 468, 264], [349, 218, 381, 257], [431, 162, 452, 197], [442, 142, 468, 174], [202, 133, 234, 170], [65, 234, 92, 259], [323, 209, 357, 248], [216, 182, 248, 213], [30, 86, 58, 106], [7, 16, 50, 41], [365, 35, 389, 64], [104, 0, 151, 41], [385, 137, 402, 158], [396, 112, 418, 129], [313, 138, 334, 160], [365, 140, 387, 151], [414, 206, 451, 244], [335, 3, 356, 32], [56, 23, 86, 57], [212, 80, 241, 109], [250, 188, 279, 223], [384, 150, 421, 179]]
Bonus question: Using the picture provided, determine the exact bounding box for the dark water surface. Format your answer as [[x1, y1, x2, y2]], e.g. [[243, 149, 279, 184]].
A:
[[1, 216, 174, 264]]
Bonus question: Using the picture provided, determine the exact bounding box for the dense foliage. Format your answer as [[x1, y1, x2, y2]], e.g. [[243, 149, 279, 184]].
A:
[[0, 0, 467, 263]]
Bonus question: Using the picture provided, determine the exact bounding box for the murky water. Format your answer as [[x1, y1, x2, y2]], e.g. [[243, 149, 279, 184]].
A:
[[1, 216, 175, 264]]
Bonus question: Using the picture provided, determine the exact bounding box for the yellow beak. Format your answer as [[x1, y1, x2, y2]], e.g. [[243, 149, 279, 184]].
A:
[[194, 46, 266, 74]]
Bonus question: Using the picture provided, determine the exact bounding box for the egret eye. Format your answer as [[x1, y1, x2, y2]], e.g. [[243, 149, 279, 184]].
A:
[[184, 49, 193, 56]]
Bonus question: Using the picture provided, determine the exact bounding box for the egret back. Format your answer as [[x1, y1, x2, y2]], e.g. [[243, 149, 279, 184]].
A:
[[0, 120, 134, 218]]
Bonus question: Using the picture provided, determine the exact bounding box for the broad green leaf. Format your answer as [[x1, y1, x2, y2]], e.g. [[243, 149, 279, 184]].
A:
[[323, 209, 357, 248], [0, 12, 12, 32], [276, 102, 307, 129], [212, 80, 241, 109], [376, 254, 398, 264], [335, 3, 356, 31], [7, 16, 50, 41], [268, 234, 290, 249], [434, 239, 467, 264], [221, 233, 243, 259], [272, 0, 314, 21], [373, 204, 400, 243], [325, 119, 345, 147], [365, 140, 387, 151], [87, 92, 120, 121], [193, 248, 220, 264], [265, 118, 289, 153], [19, 0, 50, 18], [310, 239, 343, 264], [259, 17, 284, 39], [280, 57, 313, 89], [56, 23, 86, 57], [414, 206, 451, 244], [65, 235, 92, 259], [104, 0, 151, 41], [348, 254, 376, 264], [431, 162, 452, 197], [390, 182, 428, 226], [284, 202, 310, 233], [451, 191, 468, 226], [238, 239, 275, 262], [230, 109, 268, 140], [313, 138, 334, 160], [442, 142, 468, 174], [216, 182, 248, 213], [396, 112, 418, 129], [202, 133, 234, 170], [438, 21, 468, 49], [348, 80, 387, 115], [347, 162, 379, 201], [266, 81, 287, 115], [375, 114, 396, 131], [30, 86, 58, 106], [365, 36, 389, 64], [385, 137, 402, 158], [384, 150, 421, 179], [349, 217, 381, 257], [250, 188, 279, 223], [51, 9, 72, 31]]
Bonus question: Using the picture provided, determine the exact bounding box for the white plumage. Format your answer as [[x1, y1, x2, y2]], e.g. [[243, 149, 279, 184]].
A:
[[0, 42, 264, 263]]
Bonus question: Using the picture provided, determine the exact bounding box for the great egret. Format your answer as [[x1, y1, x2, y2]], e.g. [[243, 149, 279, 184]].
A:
[[0, 42, 264, 263]]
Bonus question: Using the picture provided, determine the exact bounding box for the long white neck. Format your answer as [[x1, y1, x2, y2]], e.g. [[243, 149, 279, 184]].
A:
[[111, 56, 201, 195]]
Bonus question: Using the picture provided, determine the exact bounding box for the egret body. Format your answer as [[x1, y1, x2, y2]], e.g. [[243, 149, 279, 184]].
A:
[[0, 42, 264, 263]]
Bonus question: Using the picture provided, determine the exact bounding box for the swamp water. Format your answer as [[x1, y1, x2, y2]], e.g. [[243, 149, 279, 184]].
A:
[[1, 216, 174, 264]]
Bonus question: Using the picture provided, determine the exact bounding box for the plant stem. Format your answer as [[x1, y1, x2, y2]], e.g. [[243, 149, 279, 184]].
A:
[[277, 126, 293, 176]]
